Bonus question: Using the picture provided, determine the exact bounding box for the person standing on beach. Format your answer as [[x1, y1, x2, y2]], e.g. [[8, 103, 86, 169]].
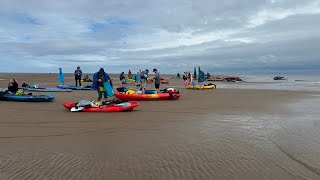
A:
[[128, 70, 132, 79], [141, 69, 149, 94], [74, 66, 82, 86], [187, 72, 193, 86], [92, 68, 112, 101], [153, 68, 161, 94], [136, 70, 141, 87], [119, 72, 126, 86]]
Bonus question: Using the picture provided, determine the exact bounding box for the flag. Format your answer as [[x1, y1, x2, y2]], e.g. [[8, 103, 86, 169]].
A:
[[193, 67, 197, 79], [198, 67, 205, 83], [58, 67, 64, 84]]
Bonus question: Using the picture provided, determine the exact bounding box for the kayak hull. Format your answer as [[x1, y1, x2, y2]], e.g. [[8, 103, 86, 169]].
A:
[[186, 84, 216, 90], [115, 92, 181, 101], [26, 87, 72, 92], [62, 102, 139, 112], [3, 94, 55, 102], [57, 85, 92, 90]]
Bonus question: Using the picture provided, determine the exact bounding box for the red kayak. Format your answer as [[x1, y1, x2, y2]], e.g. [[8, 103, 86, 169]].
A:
[[62, 101, 139, 112], [114, 92, 181, 101]]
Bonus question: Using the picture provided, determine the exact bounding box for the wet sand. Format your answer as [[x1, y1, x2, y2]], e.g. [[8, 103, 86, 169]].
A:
[[1, 73, 320, 180]]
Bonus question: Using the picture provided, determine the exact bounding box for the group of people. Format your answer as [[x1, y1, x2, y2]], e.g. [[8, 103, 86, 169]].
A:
[[74, 66, 162, 102], [73, 67, 112, 101], [182, 72, 193, 87], [120, 68, 161, 94], [5, 67, 161, 102]]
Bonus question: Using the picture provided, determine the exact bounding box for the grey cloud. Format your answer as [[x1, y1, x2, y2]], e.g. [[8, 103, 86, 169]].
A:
[[0, 0, 319, 73]]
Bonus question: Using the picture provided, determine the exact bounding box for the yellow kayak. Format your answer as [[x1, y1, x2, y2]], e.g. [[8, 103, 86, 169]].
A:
[[186, 84, 216, 90], [127, 78, 136, 83]]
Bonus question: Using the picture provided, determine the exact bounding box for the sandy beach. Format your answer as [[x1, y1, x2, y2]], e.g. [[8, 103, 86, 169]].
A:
[[1, 73, 320, 180]]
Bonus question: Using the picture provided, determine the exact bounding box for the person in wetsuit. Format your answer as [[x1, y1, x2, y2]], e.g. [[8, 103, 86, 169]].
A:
[[8, 78, 18, 93]]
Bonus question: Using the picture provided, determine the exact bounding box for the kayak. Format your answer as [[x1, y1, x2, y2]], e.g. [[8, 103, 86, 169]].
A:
[[127, 78, 136, 83], [144, 90, 165, 94], [2, 93, 55, 102], [117, 88, 176, 95], [147, 78, 169, 84], [186, 84, 216, 90], [62, 101, 139, 112], [115, 92, 181, 101], [25, 87, 72, 92], [57, 85, 92, 90]]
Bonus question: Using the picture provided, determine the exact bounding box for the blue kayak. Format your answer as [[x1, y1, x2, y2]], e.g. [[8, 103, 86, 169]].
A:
[[25, 87, 72, 92], [2, 93, 55, 102], [144, 90, 165, 94], [56, 85, 92, 90]]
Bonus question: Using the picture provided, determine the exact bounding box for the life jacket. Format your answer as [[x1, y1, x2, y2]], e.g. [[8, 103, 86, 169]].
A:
[[141, 72, 148, 79]]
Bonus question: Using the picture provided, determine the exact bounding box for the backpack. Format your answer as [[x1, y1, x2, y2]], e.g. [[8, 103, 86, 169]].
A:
[[141, 72, 148, 79]]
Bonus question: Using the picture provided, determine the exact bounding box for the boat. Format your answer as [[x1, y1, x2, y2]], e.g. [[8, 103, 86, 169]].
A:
[[0, 93, 55, 102], [147, 78, 169, 84], [24, 87, 72, 92], [224, 77, 244, 82], [57, 85, 93, 90], [127, 78, 136, 83], [117, 87, 177, 94], [207, 76, 224, 81], [115, 92, 181, 101], [274, 76, 286, 80], [161, 79, 169, 84], [62, 101, 139, 112], [186, 84, 216, 90]]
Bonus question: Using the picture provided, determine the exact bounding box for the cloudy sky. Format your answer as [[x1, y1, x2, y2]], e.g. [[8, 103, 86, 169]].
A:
[[0, 0, 319, 74]]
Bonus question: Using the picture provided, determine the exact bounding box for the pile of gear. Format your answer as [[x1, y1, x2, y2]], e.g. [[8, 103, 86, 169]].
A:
[[75, 99, 129, 109]]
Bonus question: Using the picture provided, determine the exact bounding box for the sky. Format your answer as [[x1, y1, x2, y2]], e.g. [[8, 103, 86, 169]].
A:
[[0, 0, 319, 74]]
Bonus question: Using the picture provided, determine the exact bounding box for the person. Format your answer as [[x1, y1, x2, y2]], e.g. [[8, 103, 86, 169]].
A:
[[153, 68, 161, 94], [184, 72, 192, 87], [177, 73, 180, 79], [92, 68, 112, 101], [141, 69, 149, 94], [119, 72, 126, 86], [83, 74, 92, 82], [135, 71, 141, 87], [206, 72, 211, 80], [128, 70, 132, 79], [8, 79, 19, 93], [74, 66, 82, 86]]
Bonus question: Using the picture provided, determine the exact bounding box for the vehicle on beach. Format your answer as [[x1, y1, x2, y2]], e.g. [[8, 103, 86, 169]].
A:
[[224, 76, 244, 82], [207, 75, 224, 81], [274, 76, 286, 80]]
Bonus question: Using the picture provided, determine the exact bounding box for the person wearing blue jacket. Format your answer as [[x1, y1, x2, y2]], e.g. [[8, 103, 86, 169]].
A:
[[92, 68, 112, 101]]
